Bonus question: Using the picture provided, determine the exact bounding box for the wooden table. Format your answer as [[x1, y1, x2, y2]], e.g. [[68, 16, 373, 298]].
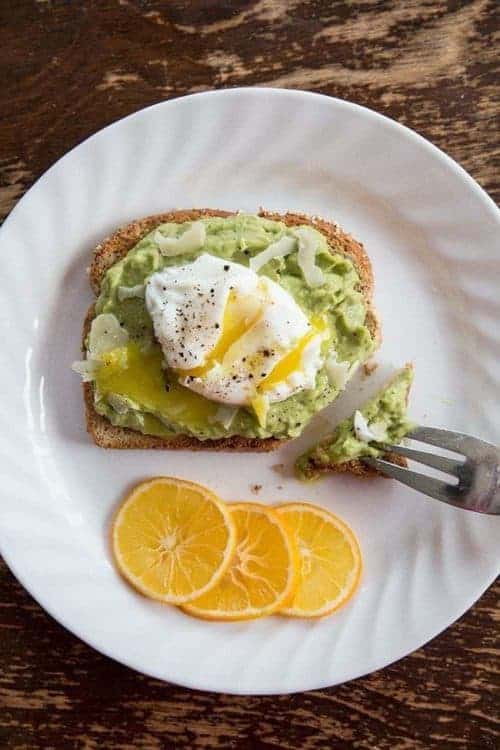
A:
[[1, 2, 498, 747]]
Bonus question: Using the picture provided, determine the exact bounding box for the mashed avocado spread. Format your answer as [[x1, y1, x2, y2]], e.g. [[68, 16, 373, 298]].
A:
[[89, 214, 375, 440], [295, 366, 414, 478]]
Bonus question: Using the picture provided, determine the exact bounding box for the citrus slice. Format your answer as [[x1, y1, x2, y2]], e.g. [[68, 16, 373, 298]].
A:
[[182, 502, 298, 621], [112, 477, 236, 604], [275, 502, 362, 618]]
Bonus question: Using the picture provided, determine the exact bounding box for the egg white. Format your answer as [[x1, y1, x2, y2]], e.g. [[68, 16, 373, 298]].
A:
[[145, 253, 326, 409], [145, 254, 259, 371]]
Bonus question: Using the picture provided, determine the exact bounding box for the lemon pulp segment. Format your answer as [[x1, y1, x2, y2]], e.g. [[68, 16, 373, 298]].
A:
[[183, 502, 298, 620], [112, 477, 236, 604], [276, 502, 362, 618]]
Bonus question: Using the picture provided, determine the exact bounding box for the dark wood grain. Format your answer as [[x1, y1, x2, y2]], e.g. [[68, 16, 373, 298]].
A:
[[0, 1, 498, 748]]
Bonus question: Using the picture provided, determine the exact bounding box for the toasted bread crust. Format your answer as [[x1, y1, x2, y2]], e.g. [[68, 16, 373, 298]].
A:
[[84, 209, 379, 451], [299, 451, 407, 479]]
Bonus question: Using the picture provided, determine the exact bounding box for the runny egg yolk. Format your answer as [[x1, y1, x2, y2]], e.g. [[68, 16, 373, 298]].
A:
[[182, 284, 327, 386], [177, 283, 327, 425], [96, 342, 219, 428], [182, 290, 262, 378], [257, 316, 328, 392], [250, 316, 327, 426]]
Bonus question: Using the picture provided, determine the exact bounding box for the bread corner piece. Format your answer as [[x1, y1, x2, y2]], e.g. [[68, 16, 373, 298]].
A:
[[295, 363, 414, 479], [83, 209, 379, 452]]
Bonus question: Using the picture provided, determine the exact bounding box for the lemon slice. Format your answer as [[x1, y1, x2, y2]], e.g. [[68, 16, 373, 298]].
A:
[[183, 502, 298, 621], [112, 477, 236, 604], [276, 502, 362, 617]]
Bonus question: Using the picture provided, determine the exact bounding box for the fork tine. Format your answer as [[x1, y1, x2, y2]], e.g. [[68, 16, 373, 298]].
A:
[[364, 457, 459, 504], [379, 443, 464, 476], [407, 426, 478, 454]]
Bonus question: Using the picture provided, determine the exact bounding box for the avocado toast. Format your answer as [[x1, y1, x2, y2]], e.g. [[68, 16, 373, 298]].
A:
[[295, 365, 414, 479], [76, 209, 380, 451]]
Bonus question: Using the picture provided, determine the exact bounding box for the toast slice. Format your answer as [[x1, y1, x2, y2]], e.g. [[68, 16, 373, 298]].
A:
[[82, 209, 380, 451], [295, 365, 414, 479]]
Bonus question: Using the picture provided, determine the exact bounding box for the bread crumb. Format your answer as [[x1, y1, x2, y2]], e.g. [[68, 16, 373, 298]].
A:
[[251, 484, 262, 494], [363, 360, 378, 376]]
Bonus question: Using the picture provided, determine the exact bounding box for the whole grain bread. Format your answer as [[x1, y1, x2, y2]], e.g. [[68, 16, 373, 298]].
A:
[[296, 364, 414, 479], [83, 209, 380, 451]]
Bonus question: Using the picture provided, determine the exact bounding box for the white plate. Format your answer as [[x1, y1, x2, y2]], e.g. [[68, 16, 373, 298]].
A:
[[0, 88, 499, 695]]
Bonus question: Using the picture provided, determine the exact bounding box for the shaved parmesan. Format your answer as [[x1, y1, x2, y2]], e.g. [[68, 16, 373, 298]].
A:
[[367, 420, 388, 442], [88, 313, 129, 356], [325, 353, 350, 390], [249, 228, 325, 287], [353, 412, 386, 443], [154, 221, 206, 256], [249, 235, 296, 273], [325, 353, 360, 391], [117, 283, 145, 301], [294, 226, 324, 287], [353, 410, 375, 442], [72, 313, 129, 382], [209, 405, 239, 430], [107, 393, 135, 414], [71, 359, 100, 382]]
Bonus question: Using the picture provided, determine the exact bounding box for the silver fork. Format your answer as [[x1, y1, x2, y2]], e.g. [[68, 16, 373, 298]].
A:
[[363, 426, 500, 515]]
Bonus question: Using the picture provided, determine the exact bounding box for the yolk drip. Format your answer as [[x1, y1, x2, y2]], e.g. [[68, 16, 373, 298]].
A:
[[96, 342, 218, 428], [258, 317, 327, 393]]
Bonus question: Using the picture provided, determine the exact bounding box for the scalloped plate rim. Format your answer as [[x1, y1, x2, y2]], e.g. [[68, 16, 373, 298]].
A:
[[0, 87, 499, 695]]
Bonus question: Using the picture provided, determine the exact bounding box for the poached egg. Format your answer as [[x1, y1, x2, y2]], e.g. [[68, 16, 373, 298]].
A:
[[145, 254, 327, 424]]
